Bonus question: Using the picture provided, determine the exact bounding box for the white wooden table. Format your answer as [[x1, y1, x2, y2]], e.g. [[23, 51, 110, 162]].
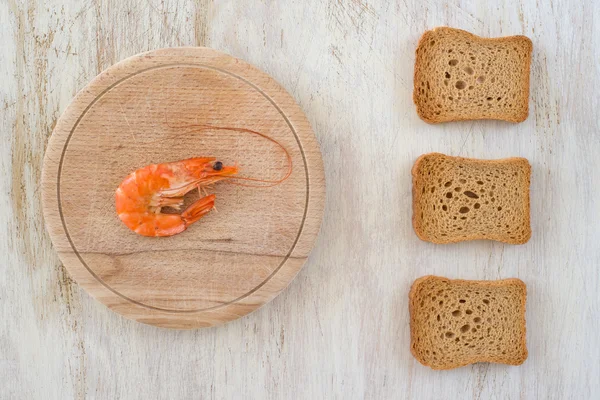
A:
[[1, 1, 598, 398]]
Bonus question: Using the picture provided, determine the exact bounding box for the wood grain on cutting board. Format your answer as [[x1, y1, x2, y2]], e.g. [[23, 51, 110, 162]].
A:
[[41, 47, 325, 328]]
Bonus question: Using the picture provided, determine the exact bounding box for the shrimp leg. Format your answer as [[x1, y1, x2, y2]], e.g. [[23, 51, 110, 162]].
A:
[[181, 194, 216, 226]]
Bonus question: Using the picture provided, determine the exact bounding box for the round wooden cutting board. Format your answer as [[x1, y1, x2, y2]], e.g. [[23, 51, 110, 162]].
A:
[[41, 48, 325, 329]]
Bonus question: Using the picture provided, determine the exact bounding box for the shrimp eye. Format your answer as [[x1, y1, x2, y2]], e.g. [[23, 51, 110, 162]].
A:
[[213, 161, 223, 171]]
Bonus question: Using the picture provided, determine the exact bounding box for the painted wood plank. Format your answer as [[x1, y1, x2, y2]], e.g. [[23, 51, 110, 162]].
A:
[[1, 0, 598, 398]]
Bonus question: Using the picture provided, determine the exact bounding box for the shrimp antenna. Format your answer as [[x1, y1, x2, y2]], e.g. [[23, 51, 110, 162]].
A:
[[161, 115, 292, 188]]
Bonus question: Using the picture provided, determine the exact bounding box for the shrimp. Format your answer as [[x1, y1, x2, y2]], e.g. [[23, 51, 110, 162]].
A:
[[115, 157, 238, 237], [116, 124, 292, 237]]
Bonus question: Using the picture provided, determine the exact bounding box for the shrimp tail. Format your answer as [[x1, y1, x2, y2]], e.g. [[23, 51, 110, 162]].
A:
[[181, 194, 216, 226]]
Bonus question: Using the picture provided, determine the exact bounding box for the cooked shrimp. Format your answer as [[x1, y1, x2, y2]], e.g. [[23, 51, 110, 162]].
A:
[[116, 124, 292, 237], [115, 157, 238, 237]]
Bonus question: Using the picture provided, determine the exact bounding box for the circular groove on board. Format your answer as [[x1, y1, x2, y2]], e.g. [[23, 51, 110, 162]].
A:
[[57, 64, 310, 313], [42, 48, 325, 328]]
